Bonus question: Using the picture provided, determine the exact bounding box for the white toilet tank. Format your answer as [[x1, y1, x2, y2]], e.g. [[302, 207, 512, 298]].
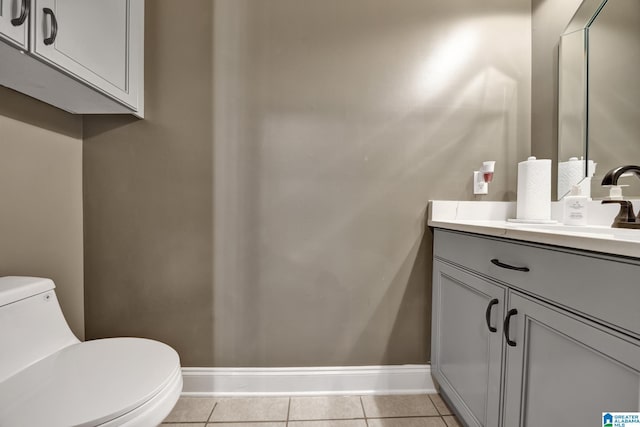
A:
[[0, 276, 79, 382]]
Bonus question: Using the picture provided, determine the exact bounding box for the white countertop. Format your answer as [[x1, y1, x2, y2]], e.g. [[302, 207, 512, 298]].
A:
[[428, 201, 640, 259]]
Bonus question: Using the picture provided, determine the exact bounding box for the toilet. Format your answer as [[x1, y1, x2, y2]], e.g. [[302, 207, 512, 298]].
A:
[[0, 276, 182, 427]]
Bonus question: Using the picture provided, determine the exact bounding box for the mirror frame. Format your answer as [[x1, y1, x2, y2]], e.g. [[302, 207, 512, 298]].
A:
[[557, 0, 609, 197]]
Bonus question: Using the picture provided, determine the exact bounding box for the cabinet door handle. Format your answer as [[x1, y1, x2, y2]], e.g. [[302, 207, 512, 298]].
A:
[[491, 258, 530, 272], [485, 298, 499, 333], [503, 308, 518, 347], [43, 8, 58, 46], [11, 0, 29, 26]]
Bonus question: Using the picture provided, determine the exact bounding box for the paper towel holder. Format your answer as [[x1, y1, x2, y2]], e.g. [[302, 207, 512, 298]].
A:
[[474, 161, 496, 195], [507, 156, 558, 224]]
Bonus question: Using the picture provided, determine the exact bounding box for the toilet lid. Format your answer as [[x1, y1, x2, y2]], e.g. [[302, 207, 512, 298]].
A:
[[0, 337, 181, 427]]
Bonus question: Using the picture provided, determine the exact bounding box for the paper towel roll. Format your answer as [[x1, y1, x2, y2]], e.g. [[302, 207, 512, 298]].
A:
[[517, 157, 551, 221], [558, 157, 597, 199], [558, 158, 583, 198]]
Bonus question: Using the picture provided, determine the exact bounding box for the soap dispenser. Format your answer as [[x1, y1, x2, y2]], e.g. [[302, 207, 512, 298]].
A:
[[563, 185, 588, 226]]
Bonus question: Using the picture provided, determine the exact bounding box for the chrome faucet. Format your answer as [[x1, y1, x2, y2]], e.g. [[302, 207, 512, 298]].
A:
[[601, 165, 640, 229]]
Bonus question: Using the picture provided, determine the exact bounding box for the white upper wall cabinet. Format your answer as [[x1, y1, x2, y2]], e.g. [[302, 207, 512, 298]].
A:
[[31, 0, 141, 111], [0, 0, 29, 49], [0, 0, 144, 116]]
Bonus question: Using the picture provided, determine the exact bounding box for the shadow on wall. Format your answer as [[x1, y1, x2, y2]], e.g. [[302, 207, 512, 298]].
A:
[[0, 87, 82, 139], [82, 114, 139, 140], [0, 85, 84, 337], [349, 226, 433, 365], [82, 0, 214, 366], [385, 226, 433, 363]]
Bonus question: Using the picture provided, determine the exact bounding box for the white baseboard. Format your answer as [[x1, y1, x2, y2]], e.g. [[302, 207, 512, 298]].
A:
[[181, 365, 434, 397]]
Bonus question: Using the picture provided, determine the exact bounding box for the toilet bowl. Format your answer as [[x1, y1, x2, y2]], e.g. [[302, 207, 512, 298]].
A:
[[0, 276, 182, 427]]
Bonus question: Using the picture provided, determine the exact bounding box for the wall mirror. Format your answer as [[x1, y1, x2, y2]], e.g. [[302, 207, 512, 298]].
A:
[[558, 0, 640, 200]]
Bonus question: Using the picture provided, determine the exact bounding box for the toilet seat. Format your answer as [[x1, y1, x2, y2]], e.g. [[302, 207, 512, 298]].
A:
[[0, 337, 182, 427]]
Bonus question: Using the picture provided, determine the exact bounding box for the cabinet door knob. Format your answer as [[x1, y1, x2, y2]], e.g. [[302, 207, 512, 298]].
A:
[[491, 258, 530, 272], [485, 299, 499, 333], [11, 0, 29, 26], [43, 8, 58, 46], [503, 308, 518, 347]]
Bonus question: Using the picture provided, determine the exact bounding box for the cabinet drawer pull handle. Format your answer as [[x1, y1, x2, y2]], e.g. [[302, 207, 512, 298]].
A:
[[503, 308, 518, 347], [43, 8, 58, 46], [491, 258, 530, 272], [11, 0, 29, 26], [485, 299, 499, 333]]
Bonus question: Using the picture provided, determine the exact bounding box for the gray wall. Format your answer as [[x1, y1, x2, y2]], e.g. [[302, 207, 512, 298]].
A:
[[2, 0, 612, 369], [211, 0, 530, 366], [588, 0, 640, 198], [83, 0, 214, 366], [0, 87, 84, 338], [84, 0, 530, 367]]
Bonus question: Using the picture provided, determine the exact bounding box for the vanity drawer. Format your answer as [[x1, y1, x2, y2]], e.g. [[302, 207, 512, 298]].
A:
[[433, 229, 640, 338]]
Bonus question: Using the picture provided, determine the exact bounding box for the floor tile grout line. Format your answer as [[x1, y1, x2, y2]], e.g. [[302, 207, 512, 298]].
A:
[[206, 400, 218, 423], [286, 396, 291, 426], [361, 396, 369, 427], [431, 394, 455, 417], [359, 395, 369, 424], [192, 418, 450, 424], [284, 417, 369, 421], [429, 393, 444, 417], [427, 393, 437, 415], [358, 415, 449, 420]]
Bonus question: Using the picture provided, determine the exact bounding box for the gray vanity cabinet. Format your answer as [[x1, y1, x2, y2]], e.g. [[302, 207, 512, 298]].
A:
[[432, 260, 505, 427], [432, 229, 640, 427], [502, 292, 640, 427]]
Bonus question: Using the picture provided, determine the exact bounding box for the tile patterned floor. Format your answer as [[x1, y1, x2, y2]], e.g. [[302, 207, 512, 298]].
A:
[[162, 394, 462, 427]]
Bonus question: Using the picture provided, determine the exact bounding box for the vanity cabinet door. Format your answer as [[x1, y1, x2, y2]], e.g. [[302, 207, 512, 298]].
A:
[[30, 0, 143, 111], [503, 292, 640, 427], [432, 260, 505, 427], [0, 0, 28, 49]]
